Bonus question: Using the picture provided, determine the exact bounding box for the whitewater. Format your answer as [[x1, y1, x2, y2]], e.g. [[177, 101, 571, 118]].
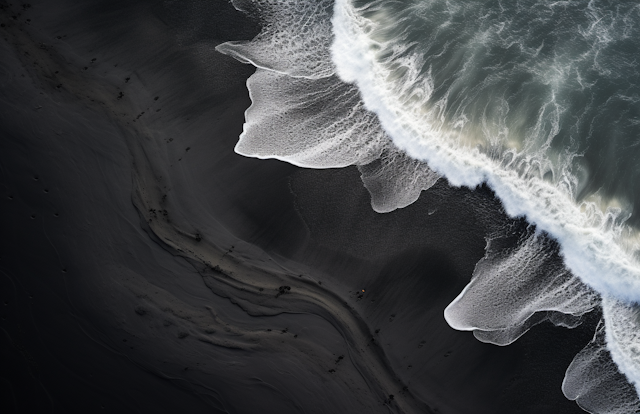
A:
[[331, 0, 640, 303], [218, 0, 640, 410]]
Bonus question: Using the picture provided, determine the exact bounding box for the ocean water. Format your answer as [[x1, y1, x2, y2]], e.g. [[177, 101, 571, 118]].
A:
[[217, 0, 640, 411]]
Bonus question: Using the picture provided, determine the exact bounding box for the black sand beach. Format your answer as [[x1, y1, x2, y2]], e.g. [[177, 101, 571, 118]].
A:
[[0, 1, 600, 413]]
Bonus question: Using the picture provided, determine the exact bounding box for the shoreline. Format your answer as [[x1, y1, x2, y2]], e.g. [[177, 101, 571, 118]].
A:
[[0, 1, 600, 413]]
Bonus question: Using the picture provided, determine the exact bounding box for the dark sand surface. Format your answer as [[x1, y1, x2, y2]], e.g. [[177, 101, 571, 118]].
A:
[[0, 1, 597, 413]]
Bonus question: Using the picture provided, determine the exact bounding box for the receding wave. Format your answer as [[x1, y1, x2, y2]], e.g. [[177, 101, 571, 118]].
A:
[[217, 0, 640, 410], [444, 224, 599, 346], [331, 0, 640, 304], [563, 319, 640, 414]]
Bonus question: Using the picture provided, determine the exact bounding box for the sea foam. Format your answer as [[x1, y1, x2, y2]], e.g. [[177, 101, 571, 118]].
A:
[[218, 0, 640, 409], [563, 319, 640, 414], [217, 0, 440, 212], [444, 225, 599, 346], [330, 0, 640, 304], [330, 0, 640, 403]]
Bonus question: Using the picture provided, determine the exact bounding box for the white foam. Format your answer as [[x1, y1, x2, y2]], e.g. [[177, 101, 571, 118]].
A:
[[216, 0, 335, 79], [218, 0, 640, 407], [330, 0, 640, 305], [233, 68, 386, 168], [563, 319, 640, 414], [358, 148, 439, 213], [602, 296, 640, 398], [216, 0, 440, 211], [330, 1, 640, 398], [444, 226, 598, 346]]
